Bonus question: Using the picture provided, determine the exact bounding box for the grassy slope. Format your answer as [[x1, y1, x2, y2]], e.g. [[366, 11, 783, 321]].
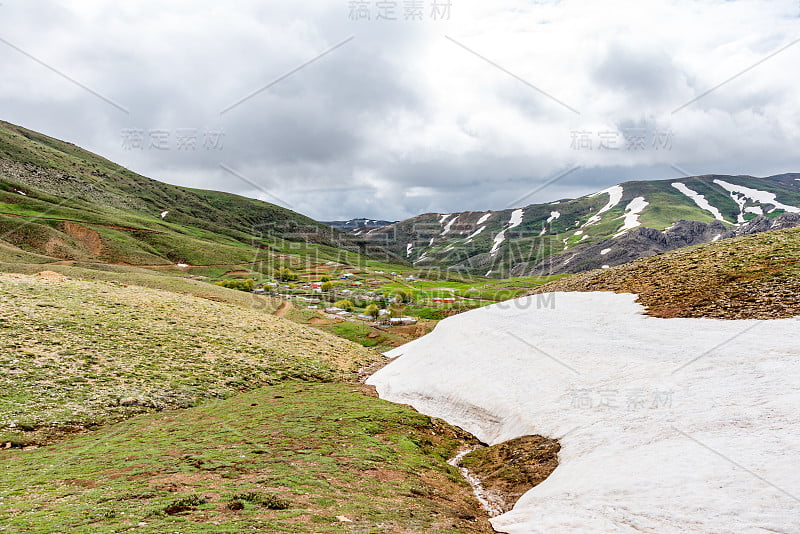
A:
[[0, 272, 490, 533], [0, 120, 391, 269], [530, 226, 800, 319]]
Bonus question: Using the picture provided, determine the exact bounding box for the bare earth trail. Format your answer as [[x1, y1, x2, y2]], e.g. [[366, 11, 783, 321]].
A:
[[273, 300, 293, 317]]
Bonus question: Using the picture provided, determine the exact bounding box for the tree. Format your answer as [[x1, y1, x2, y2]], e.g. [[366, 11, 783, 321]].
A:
[[390, 288, 414, 304], [321, 280, 333, 291], [321, 276, 331, 282], [276, 267, 298, 282], [334, 299, 354, 312], [365, 303, 380, 320]]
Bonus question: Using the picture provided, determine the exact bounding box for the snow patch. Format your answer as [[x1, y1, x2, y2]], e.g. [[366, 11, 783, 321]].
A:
[[613, 196, 649, 237], [368, 293, 800, 533], [600, 248, 612, 255], [490, 230, 507, 255], [508, 209, 524, 229], [476, 213, 492, 226], [744, 206, 763, 216], [466, 226, 486, 242], [441, 215, 459, 236], [160, 211, 169, 219], [585, 185, 623, 226], [714, 179, 800, 223], [671, 183, 725, 221], [489, 209, 525, 256], [546, 211, 560, 224], [406, 243, 413, 257]]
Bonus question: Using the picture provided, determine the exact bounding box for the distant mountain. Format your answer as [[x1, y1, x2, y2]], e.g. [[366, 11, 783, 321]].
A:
[[362, 174, 800, 277], [0, 120, 394, 268], [322, 217, 396, 235]]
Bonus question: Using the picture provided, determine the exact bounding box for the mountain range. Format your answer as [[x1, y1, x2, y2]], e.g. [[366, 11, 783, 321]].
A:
[[360, 173, 800, 276]]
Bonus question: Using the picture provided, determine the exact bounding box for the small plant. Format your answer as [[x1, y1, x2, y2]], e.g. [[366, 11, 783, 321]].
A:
[[163, 494, 206, 515], [232, 491, 291, 510]]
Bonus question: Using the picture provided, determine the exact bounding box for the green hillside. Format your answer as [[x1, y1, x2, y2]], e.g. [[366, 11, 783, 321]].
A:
[[0, 121, 398, 273], [530, 226, 800, 320]]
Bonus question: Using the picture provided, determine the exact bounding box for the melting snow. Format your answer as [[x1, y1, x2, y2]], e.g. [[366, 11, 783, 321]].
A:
[[585, 185, 624, 226], [601, 264, 610, 269], [441, 215, 459, 236], [671, 183, 725, 221], [745, 206, 763, 216], [466, 226, 486, 242], [600, 248, 612, 255], [489, 210, 525, 256], [368, 292, 800, 534], [476, 213, 492, 226], [508, 209, 524, 229], [546, 211, 561, 224], [160, 211, 169, 219], [490, 230, 507, 255], [714, 179, 800, 222], [614, 197, 649, 237], [406, 243, 413, 257]]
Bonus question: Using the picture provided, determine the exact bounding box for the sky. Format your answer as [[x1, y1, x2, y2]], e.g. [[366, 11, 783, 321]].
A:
[[1, 0, 799, 221]]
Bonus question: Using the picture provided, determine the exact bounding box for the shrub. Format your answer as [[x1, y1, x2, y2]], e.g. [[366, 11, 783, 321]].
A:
[[214, 278, 255, 292], [321, 280, 333, 291], [232, 492, 291, 510], [333, 299, 354, 312]]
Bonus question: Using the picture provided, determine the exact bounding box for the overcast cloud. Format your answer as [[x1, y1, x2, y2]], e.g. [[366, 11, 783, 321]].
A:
[[1, 0, 799, 220]]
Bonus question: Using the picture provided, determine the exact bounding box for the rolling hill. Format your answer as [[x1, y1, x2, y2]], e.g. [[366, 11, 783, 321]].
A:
[[529, 224, 800, 320], [0, 121, 399, 274], [362, 174, 800, 277]]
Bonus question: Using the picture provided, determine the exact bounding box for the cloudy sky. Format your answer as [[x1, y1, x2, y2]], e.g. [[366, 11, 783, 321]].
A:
[[1, 0, 799, 220]]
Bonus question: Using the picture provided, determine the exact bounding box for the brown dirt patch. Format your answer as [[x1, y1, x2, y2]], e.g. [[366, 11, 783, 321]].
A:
[[273, 300, 292, 317], [460, 435, 560, 514], [34, 270, 67, 281], [63, 221, 103, 256]]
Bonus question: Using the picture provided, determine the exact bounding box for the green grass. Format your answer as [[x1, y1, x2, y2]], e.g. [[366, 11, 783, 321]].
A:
[[0, 382, 487, 533]]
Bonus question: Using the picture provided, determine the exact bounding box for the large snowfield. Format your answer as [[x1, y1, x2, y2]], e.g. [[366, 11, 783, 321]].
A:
[[367, 292, 800, 533]]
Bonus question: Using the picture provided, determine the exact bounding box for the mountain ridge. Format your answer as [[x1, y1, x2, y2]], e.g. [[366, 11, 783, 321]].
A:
[[362, 173, 800, 277]]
